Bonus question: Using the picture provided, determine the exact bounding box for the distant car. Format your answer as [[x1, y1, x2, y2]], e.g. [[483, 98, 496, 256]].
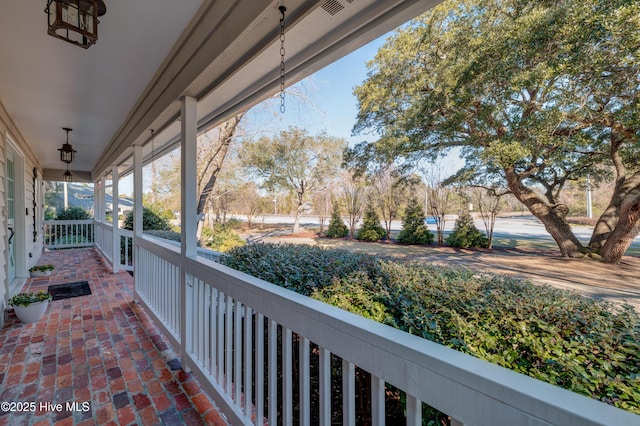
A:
[[424, 216, 437, 225]]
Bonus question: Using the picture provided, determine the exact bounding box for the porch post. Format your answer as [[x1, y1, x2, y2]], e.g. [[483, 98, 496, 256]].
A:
[[111, 166, 120, 273], [92, 177, 99, 247], [133, 145, 143, 301], [97, 176, 104, 223], [180, 96, 197, 371], [95, 177, 101, 222]]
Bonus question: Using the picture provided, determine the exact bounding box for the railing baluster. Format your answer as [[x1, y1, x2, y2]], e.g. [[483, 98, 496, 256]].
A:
[[372, 376, 385, 426], [196, 279, 204, 362], [343, 360, 355, 426], [226, 295, 233, 394], [283, 327, 293, 426], [406, 395, 421, 426], [268, 320, 277, 426], [244, 305, 253, 418], [319, 348, 331, 426], [300, 337, 310, 426], [234, 300, 242, 404], [217, 291, 224, 384], [256, 313, 265, 425], [203, 280, 210, 370], [209, 287, 217, 376]]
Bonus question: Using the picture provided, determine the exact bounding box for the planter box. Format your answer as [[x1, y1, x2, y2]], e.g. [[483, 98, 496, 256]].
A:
[[29, 270, 52, 277], [13, 300, 49, 323]]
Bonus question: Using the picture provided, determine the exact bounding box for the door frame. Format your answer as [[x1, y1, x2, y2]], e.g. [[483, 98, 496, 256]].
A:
[[5, 136, 26, 297]]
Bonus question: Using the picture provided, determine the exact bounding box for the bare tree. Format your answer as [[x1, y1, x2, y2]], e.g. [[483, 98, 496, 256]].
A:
[[470, 186, 506, 249], [241, 127, 346, 234], [341, 171, 367, 238], [312, 188, 334, 235], [421, 164, 456, 245], [371, 169, 414, 240]]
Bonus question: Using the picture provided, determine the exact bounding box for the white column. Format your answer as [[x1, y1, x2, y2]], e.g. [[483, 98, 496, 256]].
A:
[[97, 176, 104, 223], [181, 96, 198, 258], [180, 96, 197, 372], [133, 145, 144, 239], [133, 145, 143, 301], [111, 166, 120, 273], [63, 181, 69, 209]]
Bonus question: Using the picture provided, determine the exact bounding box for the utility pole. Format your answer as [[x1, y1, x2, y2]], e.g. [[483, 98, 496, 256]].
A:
[[586, 175, 592, 219], [63, 181, 69, 209]]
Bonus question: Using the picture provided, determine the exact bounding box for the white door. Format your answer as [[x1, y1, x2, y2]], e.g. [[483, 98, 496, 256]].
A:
[[6, 149, 16, 284]]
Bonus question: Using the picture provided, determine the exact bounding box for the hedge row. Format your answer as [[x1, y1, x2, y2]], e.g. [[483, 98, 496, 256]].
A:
[[220, 243, 640, 414]]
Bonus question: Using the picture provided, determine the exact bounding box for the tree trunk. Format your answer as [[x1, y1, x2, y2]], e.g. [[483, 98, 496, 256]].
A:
[[505, 168, 584, 257], [588, 177, 628, 250], [293, 192, 303, 234], [194, 114, 244, 239], [589, 174, 640, 251], [599, 190, 640, 264]]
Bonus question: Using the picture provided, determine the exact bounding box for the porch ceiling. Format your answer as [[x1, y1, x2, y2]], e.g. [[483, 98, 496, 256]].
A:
[[0, 0, 441, 182]]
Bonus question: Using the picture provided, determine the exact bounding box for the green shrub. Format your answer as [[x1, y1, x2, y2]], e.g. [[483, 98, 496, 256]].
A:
[[312, 273, 395, 326], [446, 210, 488, 248], [201, 224, 245, 252], [221, 244, 640, 415], [56, 206, 91, 220], [144, 229, 181, 242], [325, 204, 349, 238], [123, 206, 173, 231], [397, 197, 433, 245], [220, 243, 379, 294], [356, 204, 386, 241]]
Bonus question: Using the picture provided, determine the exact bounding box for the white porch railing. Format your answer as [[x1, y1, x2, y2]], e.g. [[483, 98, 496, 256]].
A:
[[94, 221, 113, 263], [44, 220, 94, 249], [90, 221, 135, 272], [132, 236, 639, 426]]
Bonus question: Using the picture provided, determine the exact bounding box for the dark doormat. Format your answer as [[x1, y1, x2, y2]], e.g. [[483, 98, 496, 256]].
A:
[[47, 281, 92, 301]]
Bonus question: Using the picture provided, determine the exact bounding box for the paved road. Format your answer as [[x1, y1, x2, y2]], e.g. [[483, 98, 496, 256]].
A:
[[244, 214, 639, 251]]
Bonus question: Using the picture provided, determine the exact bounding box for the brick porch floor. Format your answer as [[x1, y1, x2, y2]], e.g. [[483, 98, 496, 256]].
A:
[[0, 248, 228, 426]]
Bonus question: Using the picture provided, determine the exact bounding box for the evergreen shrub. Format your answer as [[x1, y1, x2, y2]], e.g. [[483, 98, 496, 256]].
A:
[[123, 206, 173, 231], [325, 204, 349, 238], [446, 210, 488, 248], [201, 223, 245, 252], [356, 205, 386, 241], [397, 197, 433, 245]]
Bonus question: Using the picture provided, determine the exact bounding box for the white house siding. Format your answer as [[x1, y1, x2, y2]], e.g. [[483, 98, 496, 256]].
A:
[[0, 139, 6, 327], [0, 101, 43, 328]]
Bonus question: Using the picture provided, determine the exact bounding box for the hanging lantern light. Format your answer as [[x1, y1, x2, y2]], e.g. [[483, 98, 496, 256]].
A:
[[58, 127, 77, 164], [63, 165, 73, 182], [45, 0, 107, 49]]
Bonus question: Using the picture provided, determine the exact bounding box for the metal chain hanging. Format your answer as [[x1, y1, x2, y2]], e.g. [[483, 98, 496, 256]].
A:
[[150, 129, 156, 203], [279, 6, 287, 113]]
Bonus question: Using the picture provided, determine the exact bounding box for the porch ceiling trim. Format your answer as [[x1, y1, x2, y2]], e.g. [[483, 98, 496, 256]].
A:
[[92, 0, 442, 180]]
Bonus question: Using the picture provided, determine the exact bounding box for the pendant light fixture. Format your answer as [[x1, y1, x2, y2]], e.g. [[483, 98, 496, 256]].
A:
[[45, 0, 107, 49], [58, 127, 77, 164]]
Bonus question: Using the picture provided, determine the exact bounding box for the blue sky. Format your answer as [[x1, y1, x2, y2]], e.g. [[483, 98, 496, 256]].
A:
[[242, 34, 390, 146]]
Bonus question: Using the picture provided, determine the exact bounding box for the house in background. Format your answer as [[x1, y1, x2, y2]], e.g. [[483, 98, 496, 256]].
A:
[[44, 182, 134, 219]]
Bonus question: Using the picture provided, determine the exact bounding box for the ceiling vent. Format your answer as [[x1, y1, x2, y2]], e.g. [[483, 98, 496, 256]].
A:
[[320, 0, 358, 17], [321, 0, 344, 16]]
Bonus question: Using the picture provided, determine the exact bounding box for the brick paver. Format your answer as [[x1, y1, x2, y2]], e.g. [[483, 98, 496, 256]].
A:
[[0, 248, 228, 425]]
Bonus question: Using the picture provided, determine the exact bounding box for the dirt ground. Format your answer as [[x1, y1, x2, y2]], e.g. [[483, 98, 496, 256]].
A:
[[244, 227, 640, 312]]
